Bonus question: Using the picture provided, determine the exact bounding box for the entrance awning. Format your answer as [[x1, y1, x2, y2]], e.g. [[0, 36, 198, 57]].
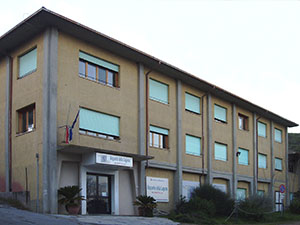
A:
[[57, 144, 153, 162]]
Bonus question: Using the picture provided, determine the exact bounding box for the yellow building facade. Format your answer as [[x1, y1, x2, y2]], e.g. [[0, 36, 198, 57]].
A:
[[0, 8, 298, 214]]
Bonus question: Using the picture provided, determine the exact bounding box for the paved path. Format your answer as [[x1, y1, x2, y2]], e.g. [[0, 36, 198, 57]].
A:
[[0, 204, 179, 225]]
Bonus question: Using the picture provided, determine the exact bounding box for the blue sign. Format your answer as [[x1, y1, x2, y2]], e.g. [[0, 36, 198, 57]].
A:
[[279, 184, 286, 193]]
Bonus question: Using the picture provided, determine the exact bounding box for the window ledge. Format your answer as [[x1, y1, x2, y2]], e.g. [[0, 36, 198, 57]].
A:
[[149, 146, 170, 151], [214, 119, 227, 124], [79, 132, 121, 143], [18, 69, 37, 79], [185, 109, 201, 115], [186, 153, 202, 157], [149, 98, 169, 106], [238, 163, 249, 166], [79, 76, 120, 90], [16, 129, 36, 137], [238, 128, 249, 132], [214, 158, 227, 162]]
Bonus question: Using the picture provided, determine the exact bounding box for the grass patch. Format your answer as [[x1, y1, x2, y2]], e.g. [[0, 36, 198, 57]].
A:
[[0, 197, 29, 211]]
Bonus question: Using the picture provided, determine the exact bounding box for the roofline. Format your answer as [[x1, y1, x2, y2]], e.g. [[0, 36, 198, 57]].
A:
[[0, 7, 298, 128]]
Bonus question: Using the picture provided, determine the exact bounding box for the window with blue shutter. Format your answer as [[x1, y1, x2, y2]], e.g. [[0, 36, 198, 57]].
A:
[[214, 142, 227, 161], [258, 122, 267, 138], [214, 104, 227, 122], [185, 93, 200, 114], [275, 158, 282, 171], [149, 79, 168, 104], [238, 148, 249, 165], [186, 135, 201, 156], [19, 48, 37, 78], [258, 154, 267, 169], [275, 128, 282, 143], [79, 108, 120, 139]]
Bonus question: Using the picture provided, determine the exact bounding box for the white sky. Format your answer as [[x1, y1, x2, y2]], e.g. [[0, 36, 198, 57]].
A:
[[1, 0, 299, 133]]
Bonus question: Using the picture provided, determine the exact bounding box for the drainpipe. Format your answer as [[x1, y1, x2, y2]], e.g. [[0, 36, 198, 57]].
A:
[[145, 70, 152, 167], [255, 116, 261, 193], [200, 93, 207, 186]]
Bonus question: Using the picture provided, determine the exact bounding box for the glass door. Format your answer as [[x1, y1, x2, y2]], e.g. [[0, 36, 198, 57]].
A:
[[87, 174, 111, 214]]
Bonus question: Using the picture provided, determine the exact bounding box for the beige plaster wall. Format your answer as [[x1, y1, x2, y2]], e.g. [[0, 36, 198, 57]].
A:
[[257, 182, 269, 194], [119, 170, 135, 215], [57, 32, 138, 155], [0, 59, 6, 191], [237, 181, 250, 198]]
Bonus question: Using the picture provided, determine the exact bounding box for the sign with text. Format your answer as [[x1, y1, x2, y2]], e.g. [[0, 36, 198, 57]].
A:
[[146, 177, 169, 202], [96, 153, 133, 167]]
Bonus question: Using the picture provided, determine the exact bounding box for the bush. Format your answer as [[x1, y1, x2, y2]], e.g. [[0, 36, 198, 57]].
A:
[[174, 195, 188, 214], [190, 184, 234, 216], [290, 200, 300, 214], [238, 194, 273, 221], [187, 197, 216, 217]]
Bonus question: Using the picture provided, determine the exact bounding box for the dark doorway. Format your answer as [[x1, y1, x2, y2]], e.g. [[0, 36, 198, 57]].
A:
[[87, 173, 111, 214]]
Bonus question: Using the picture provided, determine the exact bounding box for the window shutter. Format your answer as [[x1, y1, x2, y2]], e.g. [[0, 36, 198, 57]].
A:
[[275, 129, 282, 143], [79, 108, 119, 136], [185, 93, 200, 113], [258, 154, 267, 168], [19, 48, 37, 77], [214, 143, 227, 161], [258, 122, 266, 137], [238, 148, 249, 165], [79, 51, 119, 72], [186, 135, 201, 156], [149, 79, 168, 104], [150, 125, 169, 135], [275, 158, 282, 170], [214, 105, 227, 122]]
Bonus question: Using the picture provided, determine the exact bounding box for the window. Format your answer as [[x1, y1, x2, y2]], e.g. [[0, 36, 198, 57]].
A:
[[17, 104, 35, 133], [214, 142, 227, 161], [275, 158, 282, 171], [149, 125, 169, 149], [19, 48, 37, 78], [185, 93, 200, 114], [186, 135, 201, 156], [275, 128, 282, 143], [149, 79, 168, 104], [257, 190, 265, 196], [79, 51, 119, 87], [79, 108, 120, 140], [258, 153, 267, 169], [238, 113, 249, 130], [238, 148, 249, 165], [214, 104, 227, 123], [257, 121, 266, 138], [236, 188, 246, 200]]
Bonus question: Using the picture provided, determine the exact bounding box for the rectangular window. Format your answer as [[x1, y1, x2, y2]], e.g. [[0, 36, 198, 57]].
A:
[[186, 135, 201, 156], [275, 128, 282, 143], [258, 153, 267, 169], [149, 125, 169, 149], [238, 148, 249, 165], [214, 104, 227, 123], [238, 113, 249, 130], [236, 188, 246, 201], [185, 93, 200, 114], [149, 79, 168, 104], [275, 158, 282, 171], [214, 142, 227, 161], [79, 108, 120, 139], [258, 121, 267, 138], [19, 48, 37, 78], [17, 104, 35, 133], [79, 51, 119, 87], [257, 190, 265, 196]]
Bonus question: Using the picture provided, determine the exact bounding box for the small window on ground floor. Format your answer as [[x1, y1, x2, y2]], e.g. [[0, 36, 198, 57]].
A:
[[236, 188, 246, 200]]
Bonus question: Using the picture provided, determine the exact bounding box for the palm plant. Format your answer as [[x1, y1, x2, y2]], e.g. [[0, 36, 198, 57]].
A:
[[134, 195, 157, 217], [58, 185, 84, 214]]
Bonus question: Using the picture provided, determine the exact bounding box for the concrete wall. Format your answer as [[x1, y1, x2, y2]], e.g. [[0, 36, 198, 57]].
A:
[[119, 170, 135, 215], [0, 59, 6, 192]]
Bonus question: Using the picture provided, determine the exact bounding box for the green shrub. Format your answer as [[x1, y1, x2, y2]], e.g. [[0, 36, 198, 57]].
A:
[[238, 194, 272, 221], [290, 200, 300, 214], [187, 197, 216, 217], [175, 195, 188, 214], [191, 184, 234, 216]]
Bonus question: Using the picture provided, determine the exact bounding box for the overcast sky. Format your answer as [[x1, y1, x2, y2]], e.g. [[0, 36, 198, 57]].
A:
[[1, 0, 299, 133]]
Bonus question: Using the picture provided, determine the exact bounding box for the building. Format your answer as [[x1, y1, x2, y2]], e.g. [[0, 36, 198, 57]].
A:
[[288, 133, 300, 202], [0, 8, 298, 214]]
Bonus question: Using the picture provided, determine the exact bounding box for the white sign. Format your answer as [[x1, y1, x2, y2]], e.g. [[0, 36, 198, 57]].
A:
[[213, 183, 227, 193], [146, 177, 169, 202], [182, 180, 200, 200], [96, 153, 133, 167]]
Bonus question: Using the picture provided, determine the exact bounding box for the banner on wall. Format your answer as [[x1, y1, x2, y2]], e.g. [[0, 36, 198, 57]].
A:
[[182, 180, 200, 200], [146, 177, 169, 202]]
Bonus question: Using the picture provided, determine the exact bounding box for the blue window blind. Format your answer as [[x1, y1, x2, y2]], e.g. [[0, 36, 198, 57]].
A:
[[150, 125, 168, 135], [275, 129, 282, 143], [185, 93, 200, 114], [258, 154, 267, 168], [215, 143, 227, 161], [79, 108, 119, 136], [214, 104, 227, 122], [238, 148, 249, 165], [275, 158, 282, 170], [79, 51, 119, 72], [19, 48, 37, 77], [149, 79, 168, 104], [236, 188, 246, 200], [258, 122, 266, 137], [186, 135, 201, 156]]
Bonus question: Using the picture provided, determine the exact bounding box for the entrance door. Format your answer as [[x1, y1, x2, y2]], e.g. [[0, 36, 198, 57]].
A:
[[275, 191, 283, 212], [87, 174, 111, 214]]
